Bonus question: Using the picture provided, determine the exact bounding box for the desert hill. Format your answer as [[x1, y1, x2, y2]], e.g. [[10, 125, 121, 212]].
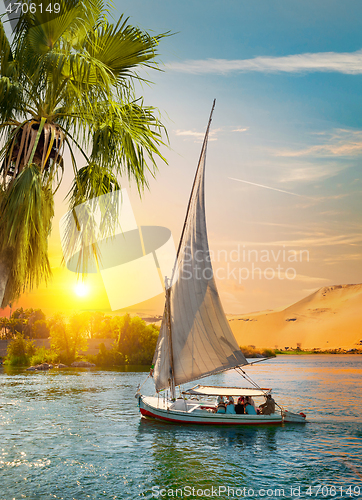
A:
[[228, 284, 362, 350]]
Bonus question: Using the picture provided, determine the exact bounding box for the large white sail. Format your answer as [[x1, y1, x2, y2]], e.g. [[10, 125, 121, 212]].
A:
[[153, 104, 248, 392]]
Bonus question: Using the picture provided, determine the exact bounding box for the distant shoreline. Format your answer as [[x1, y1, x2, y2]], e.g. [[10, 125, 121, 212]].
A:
[[276, 349, 362, 355], [241, 346, 362, 357]]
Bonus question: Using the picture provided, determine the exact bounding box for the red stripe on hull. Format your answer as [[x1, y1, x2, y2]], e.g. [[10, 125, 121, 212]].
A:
[[140, 408, 282, 425]]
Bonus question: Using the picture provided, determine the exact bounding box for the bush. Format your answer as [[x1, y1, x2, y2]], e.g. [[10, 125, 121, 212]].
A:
[[262, 348, 276, 358], [5, 336, 62, 366], [115, 315, 159, 365], [87, 341, 126, 367], [89, 316, 160, 367], [29, 347, 60, 366], [5, 335, 36, 366], [240, 345, 276, 358]]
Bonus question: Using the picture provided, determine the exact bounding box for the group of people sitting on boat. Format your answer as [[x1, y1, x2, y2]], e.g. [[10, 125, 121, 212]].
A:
[[214, 394, 276, 415]]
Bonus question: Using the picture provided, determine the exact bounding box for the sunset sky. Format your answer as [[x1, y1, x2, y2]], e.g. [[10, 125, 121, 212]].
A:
[[6, 0, 362, 317]]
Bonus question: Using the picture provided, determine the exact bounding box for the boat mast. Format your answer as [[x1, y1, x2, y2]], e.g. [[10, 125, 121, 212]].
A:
[[165, 277, 176, 399], [167, 100, 216, 400], [174, 99, 216, 261]]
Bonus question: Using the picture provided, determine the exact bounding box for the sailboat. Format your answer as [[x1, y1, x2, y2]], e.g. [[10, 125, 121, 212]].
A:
[[137, 101, 306, 425]]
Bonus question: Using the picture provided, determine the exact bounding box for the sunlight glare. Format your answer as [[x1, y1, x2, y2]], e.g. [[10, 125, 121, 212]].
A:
[[74, 283, 89, 297]]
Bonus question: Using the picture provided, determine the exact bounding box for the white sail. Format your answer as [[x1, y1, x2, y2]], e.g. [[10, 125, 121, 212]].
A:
[[153, 104, 248, 392]]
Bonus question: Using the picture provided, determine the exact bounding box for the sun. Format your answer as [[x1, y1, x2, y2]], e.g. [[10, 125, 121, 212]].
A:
[[74, 282, 90, 297]]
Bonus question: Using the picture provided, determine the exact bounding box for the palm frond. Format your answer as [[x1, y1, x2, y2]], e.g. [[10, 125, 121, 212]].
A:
[[0, 164, 54, 307], [88, 98, 168, 193], [62, 163, 120, 274], [85, 15, 170, 79]]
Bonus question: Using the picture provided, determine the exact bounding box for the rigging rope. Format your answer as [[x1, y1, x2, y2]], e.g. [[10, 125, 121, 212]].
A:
[[235, 367, 285, 413], [135, 374, 150, 397]]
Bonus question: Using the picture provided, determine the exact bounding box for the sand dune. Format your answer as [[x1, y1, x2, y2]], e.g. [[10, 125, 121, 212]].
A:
[[228, 284, 362, 350]]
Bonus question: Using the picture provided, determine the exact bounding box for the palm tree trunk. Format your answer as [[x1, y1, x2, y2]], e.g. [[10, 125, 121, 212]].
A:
[[0, 255, 11, 309]]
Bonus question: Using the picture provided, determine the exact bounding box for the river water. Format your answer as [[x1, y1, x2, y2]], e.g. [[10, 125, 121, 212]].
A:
[[0, 355, 361, 500]]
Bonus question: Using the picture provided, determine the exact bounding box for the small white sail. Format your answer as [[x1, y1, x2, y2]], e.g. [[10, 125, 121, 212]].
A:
[[153, 104, 248, 392]]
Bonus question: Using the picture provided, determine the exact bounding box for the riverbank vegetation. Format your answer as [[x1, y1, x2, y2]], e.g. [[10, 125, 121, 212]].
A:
[[87, 316, 159, 366], [3, 310, 360, 367], [274, 348, 362, 354], [240, 345, 276, 358], [2, 311, 159, 367], [240, 345, 362, 358]]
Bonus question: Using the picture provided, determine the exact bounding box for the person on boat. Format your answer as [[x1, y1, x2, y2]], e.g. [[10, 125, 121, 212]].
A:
[[216, 395, 226, 413], [259, 394, 276, 415], [245, 397, 257, 415], [245, 396, 256, 410], [235, 396, 245, 414], [225, 396, 236, 414]]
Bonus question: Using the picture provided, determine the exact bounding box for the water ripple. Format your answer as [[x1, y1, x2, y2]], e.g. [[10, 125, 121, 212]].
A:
[[0, 356, 362, 500]]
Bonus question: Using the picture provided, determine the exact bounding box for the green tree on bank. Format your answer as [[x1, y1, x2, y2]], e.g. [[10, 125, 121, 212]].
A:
[[49, 313, 88, 363], [116, 314, 158, 364], [0, 307, 50, 338], [0, 0, 168, 309], [4, 335, 36, 365]]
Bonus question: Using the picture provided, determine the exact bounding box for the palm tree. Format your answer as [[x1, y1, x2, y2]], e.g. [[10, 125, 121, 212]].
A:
[[0, 0, 168, 308]]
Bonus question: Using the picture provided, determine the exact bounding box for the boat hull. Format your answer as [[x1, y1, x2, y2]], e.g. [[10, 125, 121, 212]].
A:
[[282, 410, 307, 423], [139, 396, 284, 425]]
